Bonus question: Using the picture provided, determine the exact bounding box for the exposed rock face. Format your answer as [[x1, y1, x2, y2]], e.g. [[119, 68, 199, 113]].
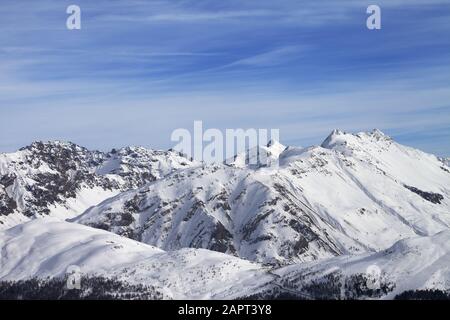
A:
[[404, 185, 444, 204]]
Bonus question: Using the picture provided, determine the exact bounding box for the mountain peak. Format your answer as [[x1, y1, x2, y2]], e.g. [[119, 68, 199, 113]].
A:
[[356, 129, 392, 143], [321, 129, 346, 149], [331, 129, 345, 136], [368, 128, 391, 140], [20, 140, 86, 153], [266, 139, 282, 147], [371, 128, 385, 136], [266, 139, 286, 155], [321, 129, 391, 150]]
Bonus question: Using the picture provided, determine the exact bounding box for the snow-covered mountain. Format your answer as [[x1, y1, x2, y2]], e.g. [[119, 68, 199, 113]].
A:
[[0, 141, 195, 229], [1, 218, 450, 299], [75, 130, 450, 265], [1, 130, 450, 299]]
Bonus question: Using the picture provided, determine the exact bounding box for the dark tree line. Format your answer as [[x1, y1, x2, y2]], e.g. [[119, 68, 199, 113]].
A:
[[0, 276, 165, 300], [395, 289, 450, 300]]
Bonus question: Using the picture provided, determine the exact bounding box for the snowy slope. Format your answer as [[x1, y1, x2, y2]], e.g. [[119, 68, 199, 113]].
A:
[[1, 219, 450, 299], [0, 219, 272, 299], [75, 164, 346, 264], [75, 130, 450, 265], [272, 230, 450, 299], [0, 141, 196, 230]]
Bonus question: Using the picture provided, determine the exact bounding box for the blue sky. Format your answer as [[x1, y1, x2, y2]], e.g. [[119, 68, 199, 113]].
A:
[[0, 0, 449, 156]]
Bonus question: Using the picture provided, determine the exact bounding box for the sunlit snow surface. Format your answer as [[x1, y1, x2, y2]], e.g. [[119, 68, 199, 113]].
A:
[[1, 130, 450, 299]]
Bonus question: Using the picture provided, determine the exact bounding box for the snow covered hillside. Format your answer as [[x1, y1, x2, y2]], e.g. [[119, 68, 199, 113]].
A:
[[75, 130, 450, 264], [0, 219, 272, 299], [270, 230, 450, 299], [1, 218, 450, 299]]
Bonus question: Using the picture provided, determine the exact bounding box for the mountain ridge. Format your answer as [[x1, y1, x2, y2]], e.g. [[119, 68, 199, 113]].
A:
[[0, 140, 197, 229], [2, 130, 450, 264], [73, 130, 450, 264]]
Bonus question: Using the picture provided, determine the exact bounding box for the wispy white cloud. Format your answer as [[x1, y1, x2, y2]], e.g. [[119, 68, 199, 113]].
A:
[[99, 10, 273, 23], [0, 0, 449, 155], [225, 46, 309, 68]]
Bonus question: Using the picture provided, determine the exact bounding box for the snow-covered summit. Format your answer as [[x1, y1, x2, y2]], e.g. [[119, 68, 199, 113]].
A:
[[226, 139, 286, 168], [96, 145, 198, 188], [321, 129, 391, 150]]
